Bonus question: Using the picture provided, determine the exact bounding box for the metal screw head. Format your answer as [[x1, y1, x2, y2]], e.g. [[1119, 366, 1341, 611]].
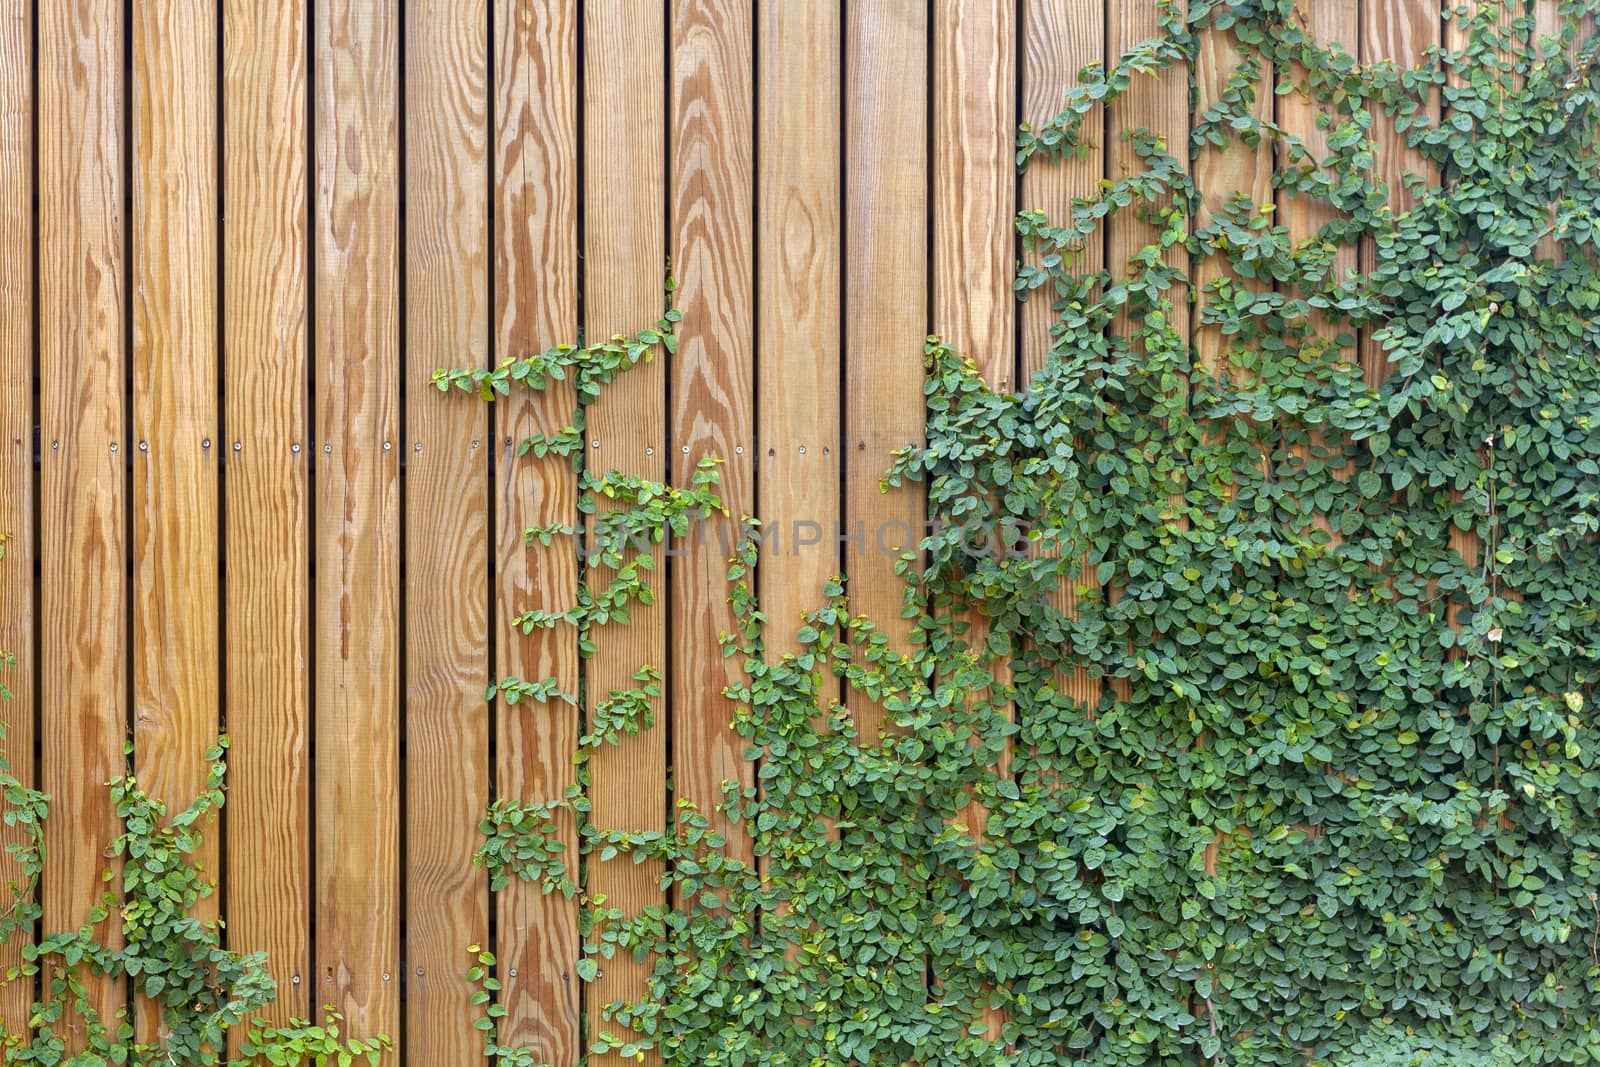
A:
[[382, 972, 391, 982], [323, 443, 332, 454], [798, 445, 807, 455], [470, 440, 479, 449], [202, 437, 211, 449], [383, 441, 392, 451], [735, 446, 744, 455], [416, 967, 425, 976], [414, 442, 423, 452], [109, 442, 118, 453], [681, 445, 689, 454], [291, 443, 301, 454], [138, 441, 149, 452], [233, 441, 243, 453], [51, 441, 58, 450], [645, 446, 655, 456], [291, 974, 301, 985], [509, 968, 518, 978]]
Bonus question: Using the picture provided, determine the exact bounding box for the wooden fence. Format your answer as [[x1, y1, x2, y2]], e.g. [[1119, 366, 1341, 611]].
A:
[[0, 0, 1548, 1063]]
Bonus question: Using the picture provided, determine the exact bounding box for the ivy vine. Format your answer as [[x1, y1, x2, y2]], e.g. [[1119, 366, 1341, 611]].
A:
[[441, 2, 1600, 1065]]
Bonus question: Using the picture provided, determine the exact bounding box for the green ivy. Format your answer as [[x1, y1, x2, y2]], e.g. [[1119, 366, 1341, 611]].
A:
[[451, 2, 1600, 1065], [0, 734, 387, 1065]]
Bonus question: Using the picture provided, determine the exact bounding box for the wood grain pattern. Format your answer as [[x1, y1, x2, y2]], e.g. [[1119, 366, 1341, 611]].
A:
[[933, 0, 1014, 774], [38, 0, 127, 1046], [222, 0, 312, 1031], [1277, 0, 1358, 542], [1193, 22, 1272, 381], [758, 0, 839, 660], [933, 0, 1012, 1042], [131, 19, 220, 1031], [1021, 0, 1103, 713], [404, 3, 490, 1065], [1104, 0, 1188, 697], [583, 2, 668, 1059], [844, 0, 926, 742], [313, 0, 401, 1051], [1359, 0, 1440, 386], [1021, 0, 1103, 381], [0, 0, 31, 1038], [493, 1, 581, 1060], [934, 0, 1014, 388], [1278, 0, 1358, 339], [670, 0, 754, 862], [1106, 0, 1189, 346]]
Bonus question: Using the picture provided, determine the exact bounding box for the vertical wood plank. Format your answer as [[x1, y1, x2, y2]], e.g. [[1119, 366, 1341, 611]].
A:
[[493, 0, 581, 1059], [1359, 0, 1440, 386], [1021, 0, 1102, 379], [1104, 0, 1187, 706], [1535, 0, 1564, 263], [1277, 0, 1358, 340], [934, 0, 1014, 388], [38, 0, 127, 1045], [223, 0, 312, 1031], [933, 0, 1012, 1042], [313, 0, 401, 1050], [1106, 0, 1188, 345], [1277, 0, 1358, 544], [1192, 20, 1272, 382], [405, 3, 490, 1064], [584, 0, 668, 1058], [1442, 2, 1509, 633], [844, 0, 926, 741], [757, 1, 839, 658], [131, 7, 220, 1008], [1021, 0, 1103, 713], [0, 0, 32, 1038], [670, 0, 754, 861]]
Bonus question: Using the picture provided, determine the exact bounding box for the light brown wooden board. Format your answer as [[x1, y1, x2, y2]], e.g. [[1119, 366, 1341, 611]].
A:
[[670, 0, 755, 864], [1021, 0, 1103, 379], [0, 0, 32, 1038], [757, 0, 840, 662], [843, 0, 927, 743], [583, 3, 669, 1060], [934, 0, 1015, 391], [1277, 0, 1359, 543], [493, 0, 581, 1060], [1359, 0, 1441, 387], [1278, 0, 1359, 338], [38, 0, 127, 1046], [1193, 23, 1272, 382], [1104, 0, 1189, 704], [313, 0, 401, 1052], [132, 1, 220, 1046], [1021, 0, 1104, 714], [131, 0, 220, 944], [1106, 0, 1189, 346], [223, 0, 312, 1032], [933, 0, 1013, 1042], [404, 3, 491, 1064]]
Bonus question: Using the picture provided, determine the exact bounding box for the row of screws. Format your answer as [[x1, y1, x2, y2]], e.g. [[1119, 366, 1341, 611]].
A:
[[53, 440, 833, 457]]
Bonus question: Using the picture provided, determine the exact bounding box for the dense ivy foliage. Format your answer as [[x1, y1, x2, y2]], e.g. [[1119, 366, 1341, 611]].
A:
[[439, 2, 1600, 1065]]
